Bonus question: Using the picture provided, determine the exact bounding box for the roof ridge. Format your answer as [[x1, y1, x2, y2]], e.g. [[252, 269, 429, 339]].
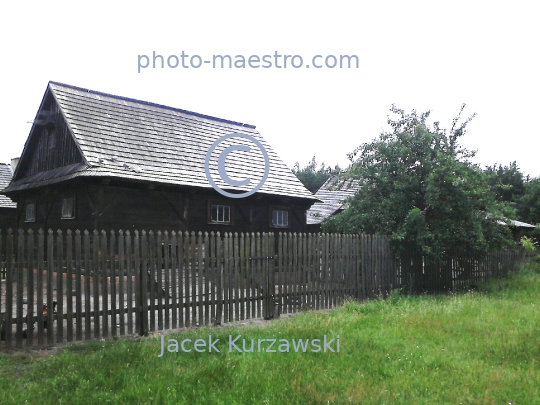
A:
[[48, 81, 257, 129]]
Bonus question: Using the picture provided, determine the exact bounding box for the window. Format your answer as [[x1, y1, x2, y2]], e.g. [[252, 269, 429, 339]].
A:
[[25, 201, 36, 222], [61, 195, 75, 219], [210, 204, 231, 224], [271, 209, 289, 227]]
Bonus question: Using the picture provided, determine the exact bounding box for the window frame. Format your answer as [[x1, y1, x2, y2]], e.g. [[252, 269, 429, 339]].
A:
[[24, 200, 36, 223], [270, 206, 290, 228], [61, 194, 76, 220], [208, 201, 233, 225]]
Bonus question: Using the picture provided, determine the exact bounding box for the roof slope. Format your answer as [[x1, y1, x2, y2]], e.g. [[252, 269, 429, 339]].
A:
[[0, 164, 16, 208], [307, 175, 360, 224], [6, 82, 317, 201]]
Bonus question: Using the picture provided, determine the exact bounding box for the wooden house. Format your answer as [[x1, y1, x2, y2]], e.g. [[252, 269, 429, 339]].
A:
[[0, 163, 16, 231], [2, 82, 318, 234]]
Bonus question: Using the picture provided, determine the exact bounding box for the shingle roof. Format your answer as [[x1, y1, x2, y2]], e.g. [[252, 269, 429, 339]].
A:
[[6, 82, 317, 201], [306, 175, 360, 224], [0, 164, 16, 208]]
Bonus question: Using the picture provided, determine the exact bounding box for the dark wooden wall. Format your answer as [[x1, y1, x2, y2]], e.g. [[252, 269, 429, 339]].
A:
[[11, 180, 312, 234], [0, 207, 16, 232]]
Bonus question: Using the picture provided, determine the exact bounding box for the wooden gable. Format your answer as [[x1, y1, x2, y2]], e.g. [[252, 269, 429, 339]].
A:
[[13, 89, 85, 181]]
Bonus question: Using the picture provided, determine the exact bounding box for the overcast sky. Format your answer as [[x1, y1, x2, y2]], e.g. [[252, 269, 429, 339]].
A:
[[1, 1, 538, 178]]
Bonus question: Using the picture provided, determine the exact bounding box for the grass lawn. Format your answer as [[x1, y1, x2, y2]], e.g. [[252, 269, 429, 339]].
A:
[[1, 263, 539, 405]]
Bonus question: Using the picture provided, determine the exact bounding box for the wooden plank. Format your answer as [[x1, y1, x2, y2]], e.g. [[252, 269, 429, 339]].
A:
[[100, 231, 109, 339], [276, 233, 283, 316], [224, 232, 232, 323], [156, 231, 163, 331], [239, 233, 245, 321], [190, 232, 200, 326], [215, 232, 223, 326], [151, 231, 163, 330], [204, 232, 210, 326], [170, 231, 178, 330], [133, 231, 142, 335], [47, 230, 54, 345], [209, 232, 216, 325], [177, 231, 184, 328], [233, 233, 240, 322], [198, 232, 204, 327], [92, 231, 100, 339], [227, 232, 234, 322], [163, 231, 170, 330], [4, 229, 13, 348], [255, 233, 261, 317], [84, 231, 92, 340], [110, 231, 117, 338], [75, 230, 83, 341], [66, 230, 73, 342], [124, 231, 133, 335], [191, 232, 198, 326], [148, 231, 156, 332], [301, 233, 307, 310], [37, 229, 45, 345], [262, 233, 269, 319], [118, 230, 125, 336], [324, 233, 330, 309], [26, 230, 35, 346], [16, 230, 24, 348], [184, 231, 190, 327], [250, 233, 256, 318], [140, 231, 149, 336]]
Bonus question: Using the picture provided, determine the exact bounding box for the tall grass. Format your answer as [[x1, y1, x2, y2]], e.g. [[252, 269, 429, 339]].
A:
[[1, 264, 539, 404]]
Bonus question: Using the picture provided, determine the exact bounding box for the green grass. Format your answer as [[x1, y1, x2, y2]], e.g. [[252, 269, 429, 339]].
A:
[[1, 264, 540, 405]]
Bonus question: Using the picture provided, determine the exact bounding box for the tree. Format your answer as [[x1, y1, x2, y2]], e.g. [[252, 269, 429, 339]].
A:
[[292, 157, 341, 193], [517, 177, 540, 240], [323, 104, 515, 264], [483, 161, 526, 205]]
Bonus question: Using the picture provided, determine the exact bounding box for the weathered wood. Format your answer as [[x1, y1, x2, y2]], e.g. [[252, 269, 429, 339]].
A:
[[110, 231, 117, 337], [84, 230, 91, 340], [133, 231, 141, 335], [183, 231, 190, 327], [215, 232, 222, 326], [47, 230, 54, 344], [118, 230, 125, 336], [198, 232, 204, 327], [209, 232, 216, 324], [4, 230, 13, 348], [66, 230, 73, 342], [148, 231, 156, 332], [140, 231, 149, 336], [170, 231, 177, 329], [100, 231, 109, 338], [16, 230, 24, 348], [163, 231, 170, 330], [26, 230, 35, 346], [239, 233, 245, 321], [191, 232, 198, 326], [54, 230, 63, 344], [75, 230, 83, 341], [156, 231, 163, 331], [177, 231, 184, 328]]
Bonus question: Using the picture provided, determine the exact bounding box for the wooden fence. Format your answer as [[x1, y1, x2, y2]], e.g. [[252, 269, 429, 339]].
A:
[[0, 229, 525, 350]]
